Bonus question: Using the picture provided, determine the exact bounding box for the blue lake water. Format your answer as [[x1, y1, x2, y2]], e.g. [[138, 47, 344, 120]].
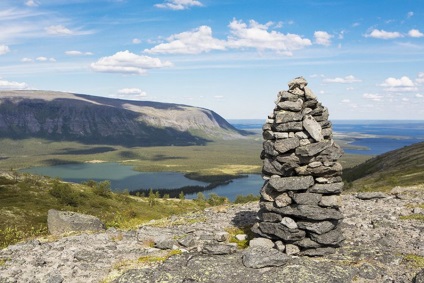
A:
[[21, 162, 263, 201], [230, 119, 424, 156]]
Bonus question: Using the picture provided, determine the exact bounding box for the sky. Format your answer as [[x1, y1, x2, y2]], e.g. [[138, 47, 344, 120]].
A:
[[0, 0, 424, 120]]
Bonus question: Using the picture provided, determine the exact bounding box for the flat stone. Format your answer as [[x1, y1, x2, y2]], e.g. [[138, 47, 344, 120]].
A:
[[274, 137, 300, 154], [309, 182, 344, 194], [264, 203, 343, 221], [295, 238, 321, 248], [303, 115, 323, 142], [304, 86, 317, 100], [249, 237, 275, 249], [310, 228, 345, 246], [268, 175, 314, 193], [254, 222, 306, 242], [281, 217, 298, 229], [291, 192, 322, 205], [275, 111, 303, 124], [285, 244, 300, 255], [297, 220, 337, 235], [356, 192, 389, 200], [47, 209, 105, 236], [242, 247, 290, 269], [277, 99, 303, 112], [274, 122, 303, 132], [296, 141, 332, 157], [274, 193, 292, 207], [319, 195, 342, 208]]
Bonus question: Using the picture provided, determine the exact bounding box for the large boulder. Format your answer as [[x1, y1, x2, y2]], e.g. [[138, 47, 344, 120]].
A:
[[47, 209, 105, 235]]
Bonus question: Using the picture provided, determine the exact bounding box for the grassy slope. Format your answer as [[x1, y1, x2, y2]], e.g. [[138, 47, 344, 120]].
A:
[[0, 173, 208, 248], [343, 141, 424, 192]]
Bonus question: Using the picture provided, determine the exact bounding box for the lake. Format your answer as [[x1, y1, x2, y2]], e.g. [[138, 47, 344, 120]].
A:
[[21, 162, 263, 201]]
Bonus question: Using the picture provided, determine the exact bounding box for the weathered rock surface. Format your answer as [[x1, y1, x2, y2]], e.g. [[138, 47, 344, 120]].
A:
[[47, 209, 105, 236], [0, 192, 423, 283]]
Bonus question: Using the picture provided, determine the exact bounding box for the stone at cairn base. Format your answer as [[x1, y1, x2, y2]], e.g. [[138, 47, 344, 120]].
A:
[[253, 76, 344, 256]]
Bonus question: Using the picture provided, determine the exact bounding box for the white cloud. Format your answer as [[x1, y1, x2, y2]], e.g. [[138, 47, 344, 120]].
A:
[[226, 19, 312, 55], [341, 99, 351, 103], [416, 93, 423, 98], [416, 73, 424, 84], [380, 76, 417, 92], [380, 76, 414, 87], [365, 29, 403, 39], [25, 0, 39, 7], [155, 0, 203, 10], [21, 57, 33, 63], [65, 50, 93, 56], [408, 29, 424, 38], [118, 88, 147, 98], [214, 95, 224, 99], [314, 31, 332, 46], [90, 50, 173, 75], [323, 75, 361, 84], [36, 56, 56, 62], [363, 93, 383, 101], [0, 45, 10, 55], [132, 38, 141, 44], [45, 25, 93, 36], [0, 78, 29, 90], [145, 25, 226, 54], [407, 11, 414, 18]]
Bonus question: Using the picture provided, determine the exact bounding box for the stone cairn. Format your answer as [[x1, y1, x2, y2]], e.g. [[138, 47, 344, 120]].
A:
[[252, 77, 345, 256]]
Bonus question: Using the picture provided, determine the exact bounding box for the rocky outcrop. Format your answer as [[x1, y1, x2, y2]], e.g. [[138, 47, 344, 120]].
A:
[[255, 77, 344, 255], [0, 90, 246, 146], [47, 209, 105, 236], [0, 192, 423, 282]]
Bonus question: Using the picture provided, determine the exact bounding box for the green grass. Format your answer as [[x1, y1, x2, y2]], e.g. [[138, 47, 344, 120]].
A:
[[0, 173, 208, 249], [0, 138, 262, 176]]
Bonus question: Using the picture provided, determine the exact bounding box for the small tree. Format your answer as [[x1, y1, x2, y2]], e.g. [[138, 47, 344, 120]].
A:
[[196, 192, 206, 202], [148, 189, 157, 207], [179, 191, 185, 201]]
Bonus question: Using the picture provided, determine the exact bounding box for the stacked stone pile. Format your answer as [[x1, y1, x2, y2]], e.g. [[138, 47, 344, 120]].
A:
[[252, 77, 345, 256]]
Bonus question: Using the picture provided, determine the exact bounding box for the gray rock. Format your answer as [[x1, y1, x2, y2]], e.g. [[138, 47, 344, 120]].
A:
[[274, 193, 292, 207], [288, 76, 308, 90], [415, 269, 424, 283], [281, 217, 298, 229], [356, 192, 389, 200], [277, 99, 303, 112], [310, 228, 345, 246], [295, 238, 321, 248], [274, 137, 300, 154], [266, 204, 344, 221], [320, 195, 342, 208], [274, 121, 303, 132], [297, 220, 336, 235], [242, 247, 290, 268], [309, 182, 344, 194], [178, 235, 196, 247], [291, 192, 322, 205], [254, 222, 306, 242], [47, 209, 105, 236], [268, 175, 314, 193], [202, 244, 237, 255], [285, 244, 300, 255], [259, 211, 282, 223], [295, 141, 332, 157], [304, 86, 316, 100], [155, 237, 176, 250], [249, 237, 275, 249], [303, 115, 323, 142]]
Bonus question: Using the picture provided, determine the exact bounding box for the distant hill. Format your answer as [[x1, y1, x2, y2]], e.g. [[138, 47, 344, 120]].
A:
[[0, 90, 247, 146], [343, 141, 424, 191]]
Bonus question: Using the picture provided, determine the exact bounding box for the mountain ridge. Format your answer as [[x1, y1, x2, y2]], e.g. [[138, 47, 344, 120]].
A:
[[0, 90, 246, 146]]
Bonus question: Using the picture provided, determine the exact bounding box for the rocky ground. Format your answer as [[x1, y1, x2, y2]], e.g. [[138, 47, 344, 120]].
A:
[[0, 186, 423, 283]]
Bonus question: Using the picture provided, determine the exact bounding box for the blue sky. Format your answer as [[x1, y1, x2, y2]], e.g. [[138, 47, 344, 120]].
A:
[[0, 0, 423, 120]]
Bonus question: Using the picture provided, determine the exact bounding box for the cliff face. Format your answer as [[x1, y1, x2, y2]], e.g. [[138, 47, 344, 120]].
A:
[[0, 91, 244, 146]]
